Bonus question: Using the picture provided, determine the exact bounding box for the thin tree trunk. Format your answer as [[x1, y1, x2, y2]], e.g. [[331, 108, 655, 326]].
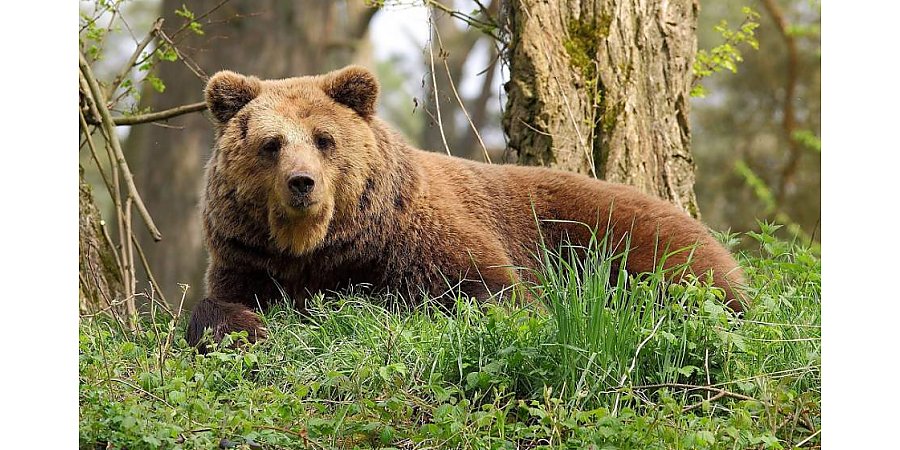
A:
[[126, 0, 377, 306], [503, 0, 701, 216]]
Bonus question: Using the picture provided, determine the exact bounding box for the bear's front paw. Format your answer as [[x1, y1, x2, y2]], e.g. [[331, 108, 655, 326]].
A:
[[186, 298, 268, 351]]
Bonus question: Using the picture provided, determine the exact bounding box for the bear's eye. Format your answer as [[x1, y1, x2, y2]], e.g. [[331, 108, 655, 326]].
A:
[[314, 132, 335, 152], [259, 137, 281, 157]]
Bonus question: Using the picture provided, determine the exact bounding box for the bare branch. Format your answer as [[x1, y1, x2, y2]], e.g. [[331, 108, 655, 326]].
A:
[[433, 24, 491, 163], [630, 382, 761, 404], [425, 0, 499, 40], [681, 391, 726, 413], [111, 102, 207, 126], [159, 285, 188, 372], [105, 18, 164, 100], [157, 28, 208, 81], [80, 52, 163, 241], [131, 233, 168, 307], [427, 17, 452, 157], [170, 0, 232, 41]]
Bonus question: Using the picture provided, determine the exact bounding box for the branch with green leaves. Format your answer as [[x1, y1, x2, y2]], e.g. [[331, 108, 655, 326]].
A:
[[691, 6, 761, 98]]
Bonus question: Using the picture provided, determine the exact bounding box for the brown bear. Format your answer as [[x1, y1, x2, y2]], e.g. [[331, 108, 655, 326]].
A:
[[186, 65, 745, 348]]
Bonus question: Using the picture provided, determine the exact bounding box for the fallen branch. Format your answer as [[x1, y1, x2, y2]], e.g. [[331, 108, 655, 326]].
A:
[[681, 391, 726, 413], [630, 382, 761, 404], [111, 378, 175, 409], [794, 429, 821, 448]]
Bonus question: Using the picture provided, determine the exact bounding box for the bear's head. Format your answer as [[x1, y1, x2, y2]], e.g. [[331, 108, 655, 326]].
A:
[[204, 65, 381, 256]]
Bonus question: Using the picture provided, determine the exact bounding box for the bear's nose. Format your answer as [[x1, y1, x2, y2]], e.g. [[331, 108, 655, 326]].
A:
[[288, 173, 316, 197]]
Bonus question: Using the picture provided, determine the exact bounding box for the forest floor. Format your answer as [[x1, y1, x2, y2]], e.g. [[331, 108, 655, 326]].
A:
[[79, 224, 820, 449]]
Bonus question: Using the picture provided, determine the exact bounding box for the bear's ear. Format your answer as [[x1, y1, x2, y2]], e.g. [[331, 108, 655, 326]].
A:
[[205, 70, 262, 124], [321, 65, 379, 120]]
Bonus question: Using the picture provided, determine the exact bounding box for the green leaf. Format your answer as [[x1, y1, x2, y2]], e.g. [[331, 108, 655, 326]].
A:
[[148, 75, 166, 93]]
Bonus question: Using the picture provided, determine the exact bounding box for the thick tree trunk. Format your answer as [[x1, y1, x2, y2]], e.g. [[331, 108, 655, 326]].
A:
[[502, 0, 700, 216], [79, 166, 123, 313], [126, 0, 376, 306]]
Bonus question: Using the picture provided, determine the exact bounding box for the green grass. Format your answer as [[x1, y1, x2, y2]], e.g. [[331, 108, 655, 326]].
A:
[[79, 223, 820, 449]]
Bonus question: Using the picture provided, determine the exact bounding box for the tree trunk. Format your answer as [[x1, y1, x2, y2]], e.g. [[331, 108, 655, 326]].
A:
[[126, 0, 376, 306], [79, 166, 123, 313], [502, 0, 700, 216]]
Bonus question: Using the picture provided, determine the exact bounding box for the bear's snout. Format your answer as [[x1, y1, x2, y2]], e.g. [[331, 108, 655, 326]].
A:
[[287, 172, 316, 204]]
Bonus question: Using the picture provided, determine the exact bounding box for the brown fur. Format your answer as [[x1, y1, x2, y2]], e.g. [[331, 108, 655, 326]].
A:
[[186, 66, 746, 349]]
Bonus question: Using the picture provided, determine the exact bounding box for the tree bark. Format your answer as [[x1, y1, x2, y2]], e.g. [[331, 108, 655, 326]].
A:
[[79, 166, 123, 313], [126, 0, 377, 306], [502, 0, 701, 216]]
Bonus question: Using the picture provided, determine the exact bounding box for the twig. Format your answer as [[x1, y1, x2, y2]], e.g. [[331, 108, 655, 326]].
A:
[[177, 428, 213, 443], [156, 28, 208, 82], [255, 424, 322, 449], [93, 321, 116, 398], [681, 391, 725, 413], [159, 285, 188, 370], [132, 0, 234, 70], [433, 24, 491, 164], [149, 287, 164, 384], [744, 337, 820, 343], [82, 257, 128, 332], [800, 410, 816, 433], [170, 0, 232, 41], [111, 378, 175, 409], [794, 429, 821, 448], [105, 18, 164, 100], [427, 17, 452, 157], [737, 318, 820, 328], [424, 0, 499, 40], [123, 197, 137, 319], [79, 52, 163, 241], [630, 383, 761, 404], [78, 296, 134, 320], [131, 234, 169, 308], [110, 102, 207, 126]]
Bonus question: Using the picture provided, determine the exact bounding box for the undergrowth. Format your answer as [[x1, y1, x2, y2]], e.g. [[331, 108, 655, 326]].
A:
[[79, 223, 820, 449]]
